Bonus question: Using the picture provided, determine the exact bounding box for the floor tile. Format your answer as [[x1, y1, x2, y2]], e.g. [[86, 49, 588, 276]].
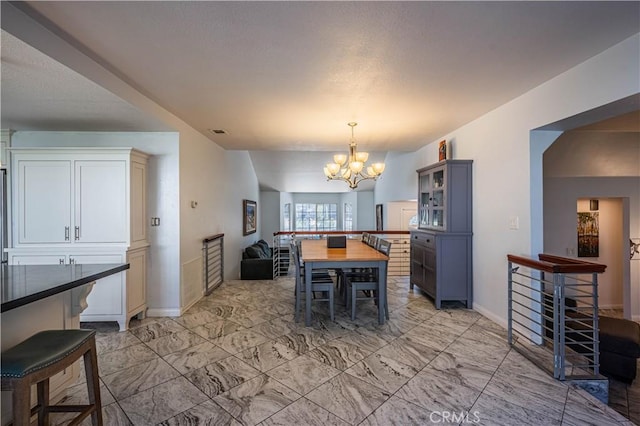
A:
[[158, 399, 234, 425], [360, 395, 436, 426], [97, 343, 159, 375], [344, 353, 418, 393], [118, 376, 208, 425], [185, 355, 261, 398], [306, 373, 391, 425], [470, 391, 560, 426], [173, 310, 223, 329], [267, 354, 341, 395], [101, 357, 181, 400], [213, 375, 300, 425], [395, 365, 487, 414], [162, 341, 232, 374], [261, 397, 349, 426], [129, 319, 186, 343], [143, 329, 208, 357], [95, 331, 142, 354], [191, 319, 246, 340], [237, 339, 299, 372], [306, 338, 372, 370], [374, 335, 439, 370], [212, 329, 271, 354]]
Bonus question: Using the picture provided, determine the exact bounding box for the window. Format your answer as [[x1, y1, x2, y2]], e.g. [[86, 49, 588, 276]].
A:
[[283, 203, 291, 231], [344, 203, 353, 231], [295, 203, 337, 231]]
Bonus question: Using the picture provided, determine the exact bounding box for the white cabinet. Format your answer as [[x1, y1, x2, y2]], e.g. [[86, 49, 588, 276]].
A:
[[16, 160, 72, 244], [7, 148, 149, 331], [74, 161, 127, 243]]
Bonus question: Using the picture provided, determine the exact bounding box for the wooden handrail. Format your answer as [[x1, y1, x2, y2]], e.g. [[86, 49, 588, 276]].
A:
[[507, 253, 606, 274], [202, 233, 224, 244]]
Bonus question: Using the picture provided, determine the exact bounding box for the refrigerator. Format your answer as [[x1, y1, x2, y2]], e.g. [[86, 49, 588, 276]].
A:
[[1, 168, 7, 264]]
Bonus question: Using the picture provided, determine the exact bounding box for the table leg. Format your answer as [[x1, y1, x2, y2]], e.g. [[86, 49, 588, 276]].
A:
[[305, 261, 312, 326], [378, 261, 387, 325]]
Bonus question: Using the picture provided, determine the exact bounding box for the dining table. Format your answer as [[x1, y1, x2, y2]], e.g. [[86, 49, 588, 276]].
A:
[[300, 239, 389, 326]]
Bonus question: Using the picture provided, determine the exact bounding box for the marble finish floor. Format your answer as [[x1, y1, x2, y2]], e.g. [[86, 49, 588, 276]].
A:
[[55, 276, 637, 426]]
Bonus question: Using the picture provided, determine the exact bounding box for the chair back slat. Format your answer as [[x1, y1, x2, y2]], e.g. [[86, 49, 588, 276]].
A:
[[377, 239, 392, 256]]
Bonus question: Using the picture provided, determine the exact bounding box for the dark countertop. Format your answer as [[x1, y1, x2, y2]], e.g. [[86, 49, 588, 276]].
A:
[[1, 263, 129, 313]]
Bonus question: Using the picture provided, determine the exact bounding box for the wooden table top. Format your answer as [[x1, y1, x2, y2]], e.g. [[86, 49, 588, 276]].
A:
[[300, 239, 389, 262]]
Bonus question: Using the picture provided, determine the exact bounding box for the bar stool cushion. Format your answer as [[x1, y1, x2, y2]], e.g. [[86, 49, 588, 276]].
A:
[[1, 329, 96, 379]]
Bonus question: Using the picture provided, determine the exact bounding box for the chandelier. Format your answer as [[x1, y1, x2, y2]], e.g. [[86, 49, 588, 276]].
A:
[[323, 122, 385, 189]]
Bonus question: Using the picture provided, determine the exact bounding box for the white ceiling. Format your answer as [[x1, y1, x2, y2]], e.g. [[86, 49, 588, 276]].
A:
[[1, 2, 638, 192]]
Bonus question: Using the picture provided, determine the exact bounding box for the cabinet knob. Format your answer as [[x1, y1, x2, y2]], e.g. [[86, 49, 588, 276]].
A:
[[59, 258, 65, 265], [74, 226, 80, 241], [64, 226, 70, 241]]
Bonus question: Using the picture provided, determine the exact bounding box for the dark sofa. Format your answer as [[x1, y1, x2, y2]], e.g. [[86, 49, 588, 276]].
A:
[[544, 294, 640, 383], [241, 239, 274, 280]]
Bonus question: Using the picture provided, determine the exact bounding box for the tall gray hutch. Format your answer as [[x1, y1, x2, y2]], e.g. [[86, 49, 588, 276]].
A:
[[410, 159, 473, 308]]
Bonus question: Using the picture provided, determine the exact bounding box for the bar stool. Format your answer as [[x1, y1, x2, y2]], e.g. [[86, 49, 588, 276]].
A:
[[1, 329, 103, 426]]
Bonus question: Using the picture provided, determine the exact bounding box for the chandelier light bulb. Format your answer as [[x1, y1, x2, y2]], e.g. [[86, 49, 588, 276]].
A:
[[349, 161, 364, 173], [333, 154, 347, 166]]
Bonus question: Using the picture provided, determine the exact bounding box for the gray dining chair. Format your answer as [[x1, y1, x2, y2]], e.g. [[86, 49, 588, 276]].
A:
[[345, 240, 391, 320], [291, 242, 335, 322]]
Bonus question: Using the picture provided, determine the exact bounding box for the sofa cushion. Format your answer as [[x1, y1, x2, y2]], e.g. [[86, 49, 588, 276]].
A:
[[245, 245, 264, 259], [599, 316, 640, 358], [256, 239, 270, 257]]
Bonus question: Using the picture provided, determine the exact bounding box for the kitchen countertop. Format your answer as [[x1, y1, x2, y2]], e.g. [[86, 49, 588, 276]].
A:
[[1, 263, 129, 313]]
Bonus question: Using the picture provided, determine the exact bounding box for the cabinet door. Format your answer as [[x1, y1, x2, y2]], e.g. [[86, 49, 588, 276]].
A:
[[130, 160, 147, 244], [126, 249, 147, 313], [10, 254, 66, 265], [410, 243, 425, 287], [17, 160, 72, 244], [71, 254, 124, 315], [75, 161, 127, 243]]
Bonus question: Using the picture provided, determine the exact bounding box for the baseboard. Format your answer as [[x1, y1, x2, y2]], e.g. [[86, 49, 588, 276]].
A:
[[146, 308, 182, 318], [472, 302, 508, 329]]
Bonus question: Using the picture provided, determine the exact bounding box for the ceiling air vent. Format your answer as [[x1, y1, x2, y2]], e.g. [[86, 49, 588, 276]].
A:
[[208, 129, 227, 135]]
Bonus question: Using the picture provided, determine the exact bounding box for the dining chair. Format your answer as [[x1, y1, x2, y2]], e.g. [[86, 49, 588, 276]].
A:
[[291, 243, 335, 322], [345, 240, 391, 320]]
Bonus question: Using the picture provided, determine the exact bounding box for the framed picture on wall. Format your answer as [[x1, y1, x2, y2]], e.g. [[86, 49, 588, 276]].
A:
[[243, 199, 257, 235], [376, 204, 383, 231]]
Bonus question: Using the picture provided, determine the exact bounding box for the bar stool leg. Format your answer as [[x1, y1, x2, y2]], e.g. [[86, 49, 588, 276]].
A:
[[37, 378, 50, 426], [83, 339, 103, 426], [12, 379, 31, 426]]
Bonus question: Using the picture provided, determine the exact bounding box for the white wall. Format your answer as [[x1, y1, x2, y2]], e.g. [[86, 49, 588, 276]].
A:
[[224, 151, 260, 280], [10, 131, 182, 313], [357, 191, 375, 230], [178, 128, 227, 311], [260, 191, 280, 242], [375, 33, 640, 325]]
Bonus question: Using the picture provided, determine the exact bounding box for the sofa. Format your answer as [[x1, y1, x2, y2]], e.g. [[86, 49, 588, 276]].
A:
[[544, 294, 640, 383], [241, 239, 274, 280]]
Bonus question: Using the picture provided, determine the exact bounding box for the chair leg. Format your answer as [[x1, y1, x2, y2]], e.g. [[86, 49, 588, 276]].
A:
[[351, 285, 357, 321], [294, 280, 301, 322], [329, 286, 335, 321], [84, 340, 103, 426], [12, 379, 31, 426], [36, 378, 50, 426]]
